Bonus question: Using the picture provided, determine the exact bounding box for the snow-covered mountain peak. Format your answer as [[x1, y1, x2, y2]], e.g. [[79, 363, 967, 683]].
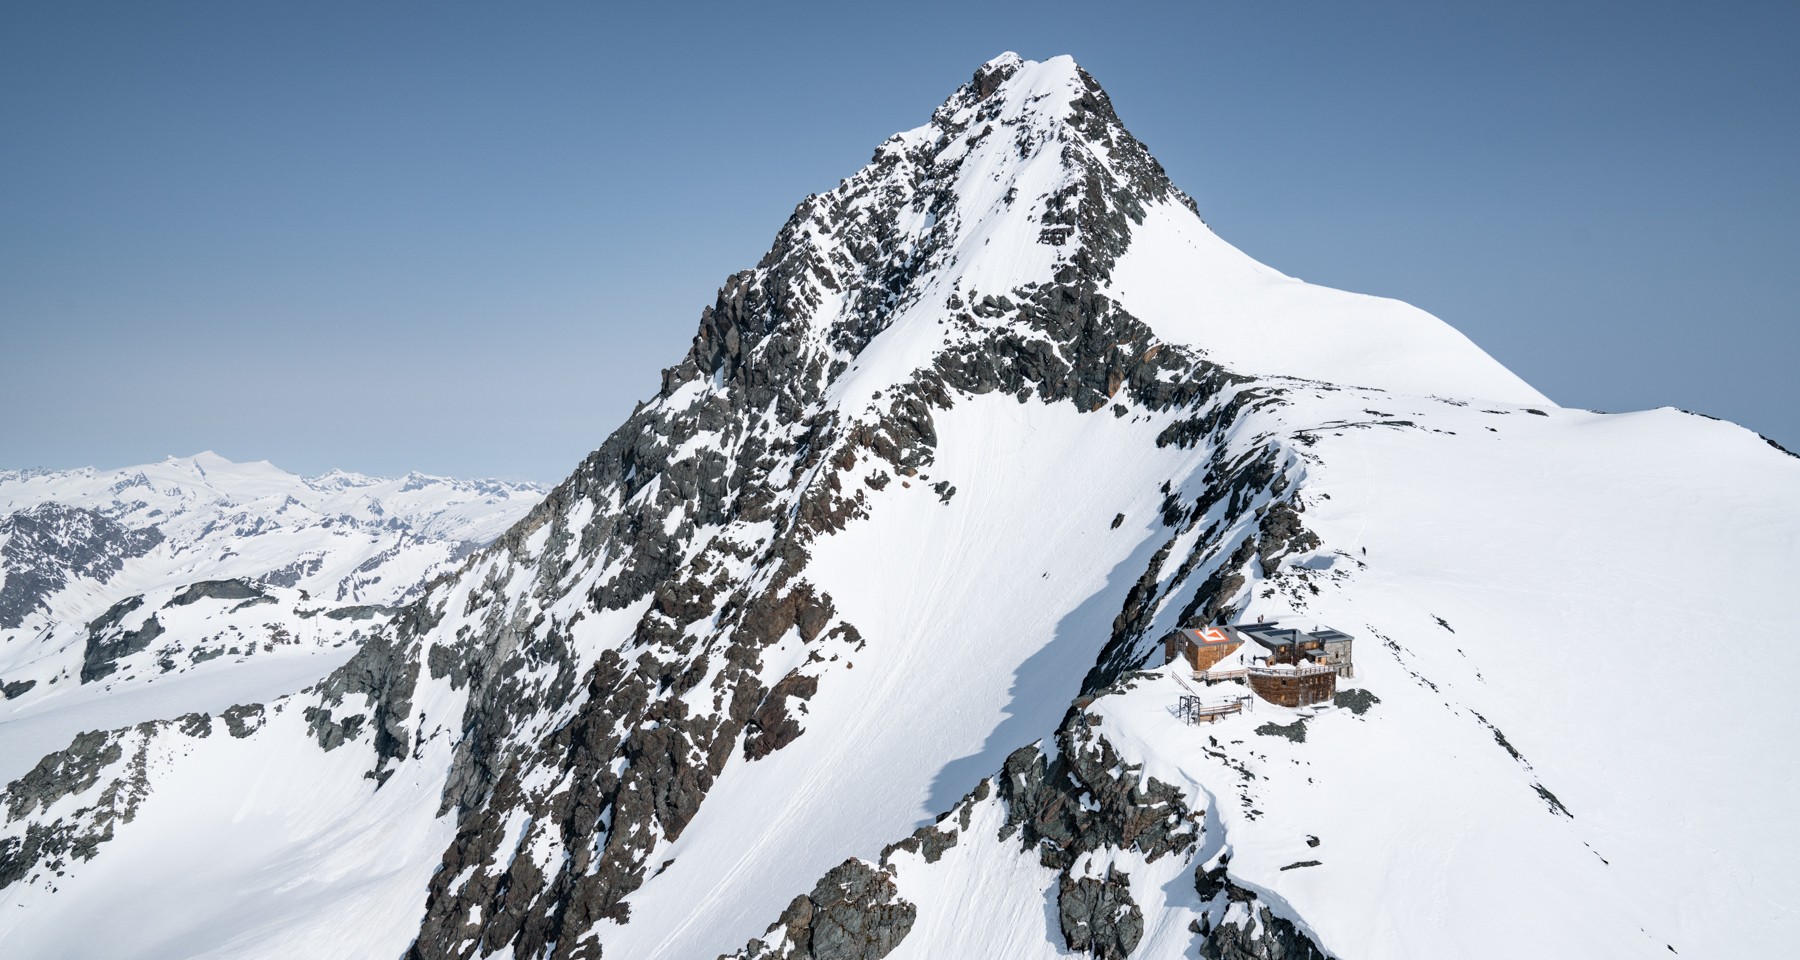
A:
[[3, 54, 1792, 960], [670, 53, 1543, 418]]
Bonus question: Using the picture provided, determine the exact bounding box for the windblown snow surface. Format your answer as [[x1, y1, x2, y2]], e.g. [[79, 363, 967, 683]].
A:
[[2, 54, 1794, 960]]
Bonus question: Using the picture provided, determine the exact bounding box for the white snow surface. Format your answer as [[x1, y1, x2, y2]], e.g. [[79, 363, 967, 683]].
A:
[[1109, 198, 1550, 405], [3, 53, 1796, 960]]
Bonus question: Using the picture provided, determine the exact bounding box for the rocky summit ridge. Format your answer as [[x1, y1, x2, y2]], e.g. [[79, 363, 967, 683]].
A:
[[1, 54, 1795, 960]]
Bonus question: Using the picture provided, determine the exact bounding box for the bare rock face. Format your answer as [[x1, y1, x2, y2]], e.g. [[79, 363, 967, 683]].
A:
[[999, 700, 1200, 872], [78, 596, 164, 683], [1059, 866, 1145, 959], [728, 859, 917, 960], [0, 503, 163, 629], [1193, 857, 1331, 960], [166, 578, 266, 606], [0, 724, 155, 888], [1197, 902, 1330, 960]]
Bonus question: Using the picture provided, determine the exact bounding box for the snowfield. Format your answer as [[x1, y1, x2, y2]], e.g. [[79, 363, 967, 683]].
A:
[[2, 52, 1794, 960]]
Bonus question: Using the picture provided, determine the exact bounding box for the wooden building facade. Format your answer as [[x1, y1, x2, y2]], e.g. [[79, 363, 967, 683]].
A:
[[1246, 664, 1337, 707]]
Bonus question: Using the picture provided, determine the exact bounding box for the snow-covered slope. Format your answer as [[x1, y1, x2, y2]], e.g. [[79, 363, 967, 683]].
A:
[[3, 53, 1794, 960], [0, 454, 543, 779]]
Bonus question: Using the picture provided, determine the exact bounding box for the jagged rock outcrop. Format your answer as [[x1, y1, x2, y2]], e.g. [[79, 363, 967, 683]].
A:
[[78, 596, 164, 683], [0, 725, 153, 888], [727, 859, 918, 960], [998, 700, 1199, 871], [1060, 866, 1145, 959], [1193, 857, 1331, 960]]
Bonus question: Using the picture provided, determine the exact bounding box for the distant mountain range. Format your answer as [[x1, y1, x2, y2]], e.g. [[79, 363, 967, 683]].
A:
[[0, 452, 542, 780]]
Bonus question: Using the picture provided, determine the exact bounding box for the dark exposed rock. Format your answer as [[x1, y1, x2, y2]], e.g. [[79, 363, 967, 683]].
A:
[[990, 704, 1198, 956], [79, 597, 164, 683], [304, 621, 424, 773], [0, 503, 163, 629], [879, 777, 990, 867], [1332, 689, 1379, 716], [1256, 501, 1321, 576], [997, 708, 1196, 872], [1198, 901, 1330, 960], [323, 603, 400, 621], [261, 555, 324, 588], [1192, 858, 1332, 959], [1254, 721, 1307, 743], [5, 731, 122, 822], [167, 578, 265, 606], [1059, 866, 1144, 959], [1, 678, 36, 700], [221, 703, 267, 738], [728, 858, 917, 960], [178, 713, 213, 738], [744, 706, 1195, 959], [1, 725, 155, 890], [303, 706, 366, 750], [745, 670, 821, 760]]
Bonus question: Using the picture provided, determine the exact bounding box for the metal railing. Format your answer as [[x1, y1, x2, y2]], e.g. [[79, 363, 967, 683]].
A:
[[1177, 694, 1253, 724], [1247, 663, 1338, 679]]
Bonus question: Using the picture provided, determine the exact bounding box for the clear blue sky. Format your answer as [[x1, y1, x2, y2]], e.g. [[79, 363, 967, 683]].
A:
[[3, 1, 1795, 483]]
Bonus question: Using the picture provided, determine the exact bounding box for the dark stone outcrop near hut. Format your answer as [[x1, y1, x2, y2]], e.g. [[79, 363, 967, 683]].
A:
[[1192, 857, 1332, 960]]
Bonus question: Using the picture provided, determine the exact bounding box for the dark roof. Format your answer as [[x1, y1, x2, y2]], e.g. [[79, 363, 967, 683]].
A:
[[1238, 619, 1353, 644], [1250, 628, 1308, 649], [1231, 621, 1353, 648], [1233, 621, 1287, 638]]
